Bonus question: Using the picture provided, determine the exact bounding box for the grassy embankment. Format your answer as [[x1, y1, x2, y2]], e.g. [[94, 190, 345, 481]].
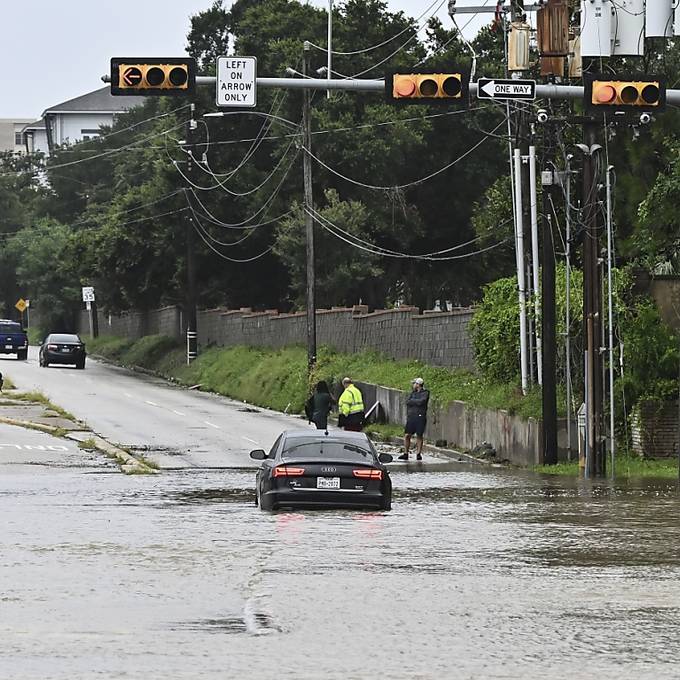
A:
[[85, 334, 546, 419], [534, 456, 680, 478]]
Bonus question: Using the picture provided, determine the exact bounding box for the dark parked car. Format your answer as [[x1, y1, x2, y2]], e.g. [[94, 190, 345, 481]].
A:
[[251, 430, 393, 511], [0, 319, 28, 360], [39, 333, 86, 369]]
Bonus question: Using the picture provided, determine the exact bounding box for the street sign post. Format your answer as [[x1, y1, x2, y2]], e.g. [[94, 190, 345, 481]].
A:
[[81, 286, 95, 303], [477, 78, 536, 100], [216, 56, 257, 108]]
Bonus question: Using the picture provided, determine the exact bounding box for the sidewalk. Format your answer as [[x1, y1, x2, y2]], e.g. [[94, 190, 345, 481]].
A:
[[0, 390, 157, 474]]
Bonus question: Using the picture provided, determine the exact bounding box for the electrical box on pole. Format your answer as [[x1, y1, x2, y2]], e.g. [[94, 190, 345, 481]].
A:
[[611, 0, 645, 56], [536, 0, 569, 56], [580, 0, 612, 57], [646, 0, 673, 37]]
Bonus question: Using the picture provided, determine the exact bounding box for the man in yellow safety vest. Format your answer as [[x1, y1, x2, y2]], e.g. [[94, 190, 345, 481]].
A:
[[338, 377, 365, 431]]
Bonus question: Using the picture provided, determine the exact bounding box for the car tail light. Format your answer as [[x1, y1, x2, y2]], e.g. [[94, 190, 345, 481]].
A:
[[353, 469, 382, 480], [273, 466, 305, 477], [47, 344, 58, 350]]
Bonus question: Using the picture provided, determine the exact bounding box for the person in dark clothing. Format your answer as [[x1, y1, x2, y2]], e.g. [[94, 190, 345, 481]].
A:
[[398, 377, 430, 461], [305, 380, 333, 430]]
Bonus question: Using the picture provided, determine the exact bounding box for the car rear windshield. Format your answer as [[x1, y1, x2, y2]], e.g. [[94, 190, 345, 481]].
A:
[[0, 322, 22, 333], [49, 334, 81, 343], [282, 439, 375, 461]]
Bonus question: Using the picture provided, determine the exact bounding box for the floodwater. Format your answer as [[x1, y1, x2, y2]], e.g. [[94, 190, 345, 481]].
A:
[[3, 458, 680, 679]]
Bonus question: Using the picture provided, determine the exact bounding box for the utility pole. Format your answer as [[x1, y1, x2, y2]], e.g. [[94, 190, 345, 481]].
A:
[[581, 117, 604, 477], [185, 104, 199, 365], [302, 42, 317, 372], [540, 129, 557, 464]]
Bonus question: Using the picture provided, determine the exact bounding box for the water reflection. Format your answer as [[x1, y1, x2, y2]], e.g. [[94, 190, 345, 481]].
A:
[[4, 464, 680, 678]]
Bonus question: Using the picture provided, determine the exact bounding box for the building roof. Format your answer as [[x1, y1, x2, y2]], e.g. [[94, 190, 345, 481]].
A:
[[43, 86, 146, 115], [0, 118, 34, 124], [22, 118, 46, 131]]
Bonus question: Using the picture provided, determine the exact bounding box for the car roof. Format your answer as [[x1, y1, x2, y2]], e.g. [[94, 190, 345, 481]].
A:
[[282, 429, 370, 442]]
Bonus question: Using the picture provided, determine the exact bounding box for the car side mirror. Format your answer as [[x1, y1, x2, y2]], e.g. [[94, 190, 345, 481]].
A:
[[378, 453, 393, 463], [250, 449, 267, 460]]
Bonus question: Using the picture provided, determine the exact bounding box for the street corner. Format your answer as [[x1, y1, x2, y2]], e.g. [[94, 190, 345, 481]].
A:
[[0, 421, 113, 469]]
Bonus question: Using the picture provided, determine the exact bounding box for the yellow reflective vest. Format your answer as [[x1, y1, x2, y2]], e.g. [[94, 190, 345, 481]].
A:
[[339, 384, 364, 416]]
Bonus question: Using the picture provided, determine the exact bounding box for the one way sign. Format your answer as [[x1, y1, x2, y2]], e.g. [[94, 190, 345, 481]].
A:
[[477, 78, 536, 101]]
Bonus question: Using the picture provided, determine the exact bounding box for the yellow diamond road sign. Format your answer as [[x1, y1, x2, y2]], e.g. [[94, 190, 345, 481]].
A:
[[15, 298, 27, 313]]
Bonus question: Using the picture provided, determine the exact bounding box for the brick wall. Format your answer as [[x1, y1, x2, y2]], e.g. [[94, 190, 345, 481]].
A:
[[631, 399, 680, 458], [81, 304, 475, 369]]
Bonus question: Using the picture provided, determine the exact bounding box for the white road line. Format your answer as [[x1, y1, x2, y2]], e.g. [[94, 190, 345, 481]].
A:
[[172, 410, 186, 417], [124, 393, 133, 398], [145, 400, 159, 407], [204, 421, 221, 429], [242, 436, 259, 445]]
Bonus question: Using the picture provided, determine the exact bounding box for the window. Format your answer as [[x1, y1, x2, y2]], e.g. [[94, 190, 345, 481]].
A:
[[14, 131, 24, 146]]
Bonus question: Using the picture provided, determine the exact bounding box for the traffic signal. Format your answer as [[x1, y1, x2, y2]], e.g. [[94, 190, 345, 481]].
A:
[[386, 71, 469, 104], [111, 57, 196, 96], [584, 75, 666, 113]]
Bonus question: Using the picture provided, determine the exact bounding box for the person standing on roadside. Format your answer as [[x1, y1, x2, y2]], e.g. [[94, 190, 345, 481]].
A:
[[305, 380, 334, 431], [398, 377, 430, 461], [338, 377, 365, 432]]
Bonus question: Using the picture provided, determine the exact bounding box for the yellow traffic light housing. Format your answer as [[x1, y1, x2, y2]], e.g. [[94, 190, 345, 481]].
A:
[[111, 57, 196, 96], [387, 71, 469, 104], [584, 75, 665, 113]]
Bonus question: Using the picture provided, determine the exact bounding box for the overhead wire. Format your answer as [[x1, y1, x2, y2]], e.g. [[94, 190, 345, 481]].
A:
[[306, 206, 509, 260], [301, 117, 507, 191]]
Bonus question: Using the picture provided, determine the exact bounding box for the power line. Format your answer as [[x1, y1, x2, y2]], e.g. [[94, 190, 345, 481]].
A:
[[306, 0, 445, 56], [302, 117, 507, 191], [306, 206, 510, 260]]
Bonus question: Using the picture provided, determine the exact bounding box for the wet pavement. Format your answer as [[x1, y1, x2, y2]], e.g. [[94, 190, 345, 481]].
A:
[[4, 431, 680, 679]]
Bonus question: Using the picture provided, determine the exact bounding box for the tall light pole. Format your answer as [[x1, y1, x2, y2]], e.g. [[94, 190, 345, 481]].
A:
[[302, 42, 317, 372], [327, 0, 333, 98]]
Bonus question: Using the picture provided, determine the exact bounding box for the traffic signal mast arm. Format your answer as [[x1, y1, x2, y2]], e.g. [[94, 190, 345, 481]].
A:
[[105, 73, 680, 105]]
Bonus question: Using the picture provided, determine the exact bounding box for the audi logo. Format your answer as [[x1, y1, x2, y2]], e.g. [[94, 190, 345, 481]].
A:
[[321, 466, 337, 473]]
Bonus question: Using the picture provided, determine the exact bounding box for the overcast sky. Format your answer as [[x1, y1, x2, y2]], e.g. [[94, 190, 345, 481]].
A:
[[0, 0, 484, 119]]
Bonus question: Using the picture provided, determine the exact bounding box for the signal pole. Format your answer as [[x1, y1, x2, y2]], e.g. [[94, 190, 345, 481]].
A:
[[581, 117, 604, 476], [302, 42, 317, 372], [185, 104, 199, 365], [540, 126, 558, 464]]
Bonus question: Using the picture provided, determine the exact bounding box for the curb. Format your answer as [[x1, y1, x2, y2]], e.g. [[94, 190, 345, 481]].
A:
[[378, 434, 488, 465], [0, 415, 157, 474]]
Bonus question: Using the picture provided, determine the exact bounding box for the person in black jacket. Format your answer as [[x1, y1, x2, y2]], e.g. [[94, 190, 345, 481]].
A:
[[398, 378, 430, 461], [305, 380, 334, 430]]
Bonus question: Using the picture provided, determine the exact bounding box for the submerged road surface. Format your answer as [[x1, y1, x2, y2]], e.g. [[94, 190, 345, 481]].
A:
[[3, 352, 680, 678]]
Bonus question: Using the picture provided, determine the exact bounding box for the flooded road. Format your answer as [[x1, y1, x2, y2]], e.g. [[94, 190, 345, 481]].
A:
[[4, 448, 680, 679]]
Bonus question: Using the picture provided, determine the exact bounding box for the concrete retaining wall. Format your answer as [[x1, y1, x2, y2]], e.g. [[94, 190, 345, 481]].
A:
[[80, 304, 475, 369], [357, 381, 573, 466]]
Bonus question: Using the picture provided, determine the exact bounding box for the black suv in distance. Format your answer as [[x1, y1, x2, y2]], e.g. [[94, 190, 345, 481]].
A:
[[0, 320, 28, 360], [39, 333, 86, 369]]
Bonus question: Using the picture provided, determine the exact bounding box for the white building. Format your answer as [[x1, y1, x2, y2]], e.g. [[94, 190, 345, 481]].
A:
[[0, 118, 35, 154], [23, 87, 146, 155]]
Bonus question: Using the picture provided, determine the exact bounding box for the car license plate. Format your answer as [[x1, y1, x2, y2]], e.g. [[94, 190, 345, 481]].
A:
[[61, 348, 70, 352], [5, 344, 12, 349], [317, 477, 340, 489]]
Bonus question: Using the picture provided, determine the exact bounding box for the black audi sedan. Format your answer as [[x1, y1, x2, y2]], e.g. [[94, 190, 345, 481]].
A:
[[250, 430, 393, 511], [39, 333, 87, 369]]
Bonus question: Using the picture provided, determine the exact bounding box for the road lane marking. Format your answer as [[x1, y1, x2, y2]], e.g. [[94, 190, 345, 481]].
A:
[[124, 393, 133, 398], [242, 436, 259, 445], [145, 400, 159, 407], [204, 421, 221, 429], [173, 410, 186, 416]]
